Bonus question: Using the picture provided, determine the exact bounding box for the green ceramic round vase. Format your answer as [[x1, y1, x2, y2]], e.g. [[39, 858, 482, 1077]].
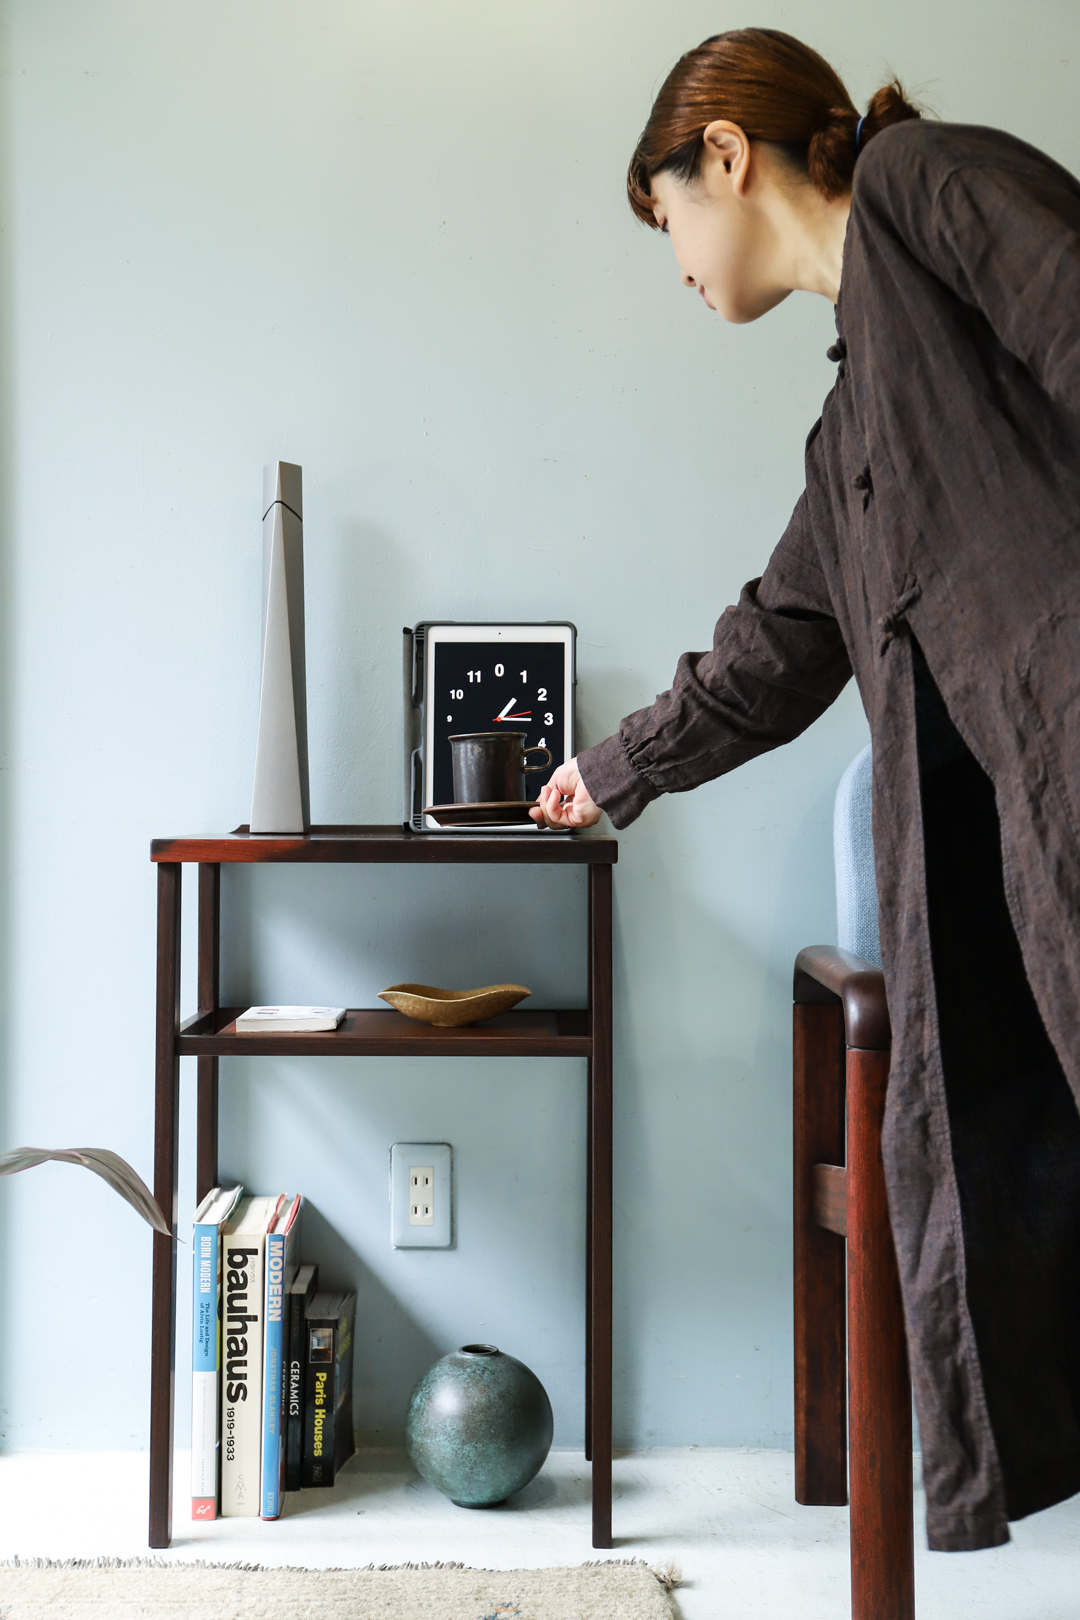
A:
[[405, 1343, 554, 1507]]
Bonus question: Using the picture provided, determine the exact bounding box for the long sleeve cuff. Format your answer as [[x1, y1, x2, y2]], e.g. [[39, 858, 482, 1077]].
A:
[[577, 732, 659, 830]]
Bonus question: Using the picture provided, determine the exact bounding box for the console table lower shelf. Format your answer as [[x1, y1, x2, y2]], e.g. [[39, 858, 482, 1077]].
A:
[[147, 826, 615, 1550], [178, 1006, 591, 1057]]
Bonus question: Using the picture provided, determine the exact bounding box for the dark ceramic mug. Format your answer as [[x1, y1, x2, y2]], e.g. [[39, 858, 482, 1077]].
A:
[[449, 732, 553, 804]]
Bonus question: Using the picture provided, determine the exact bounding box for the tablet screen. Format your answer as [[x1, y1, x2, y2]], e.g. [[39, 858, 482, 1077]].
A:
[[427, 632, 571, 810]]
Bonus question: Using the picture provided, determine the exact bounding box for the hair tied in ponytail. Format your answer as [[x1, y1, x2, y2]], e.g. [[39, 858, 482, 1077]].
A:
[[627, 30, 923, 220]]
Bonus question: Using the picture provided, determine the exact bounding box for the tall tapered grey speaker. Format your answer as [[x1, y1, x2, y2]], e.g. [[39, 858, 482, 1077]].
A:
[[250, 461, 310, 834]]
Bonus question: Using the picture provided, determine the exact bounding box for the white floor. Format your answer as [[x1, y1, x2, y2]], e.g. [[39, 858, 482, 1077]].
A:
[[1, 1448, 1079, 1618]]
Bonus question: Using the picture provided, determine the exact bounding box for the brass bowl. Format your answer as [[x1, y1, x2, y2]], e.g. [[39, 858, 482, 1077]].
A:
[[378, 982, 532, 1028]]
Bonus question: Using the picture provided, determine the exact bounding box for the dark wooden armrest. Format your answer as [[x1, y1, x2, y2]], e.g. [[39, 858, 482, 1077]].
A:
[[813, 1163, 847, 1236], [794, 945, 891, 1052]]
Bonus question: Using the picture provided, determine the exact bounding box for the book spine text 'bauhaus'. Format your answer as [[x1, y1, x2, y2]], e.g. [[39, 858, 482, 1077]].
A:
[[221, 1241, 265, 1516]]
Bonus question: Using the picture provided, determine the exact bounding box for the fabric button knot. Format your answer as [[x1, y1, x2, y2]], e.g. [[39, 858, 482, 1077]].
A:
[[826, 339, 847, 362], [878, 580, 922, 656], [852, 467, 874, 510]]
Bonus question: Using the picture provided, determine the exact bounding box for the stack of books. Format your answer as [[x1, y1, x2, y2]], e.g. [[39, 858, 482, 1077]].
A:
[[190, 1186, 356, 1521]]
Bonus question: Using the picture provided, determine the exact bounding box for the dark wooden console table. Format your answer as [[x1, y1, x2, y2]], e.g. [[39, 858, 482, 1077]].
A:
[[148, 825, 617, 1549]]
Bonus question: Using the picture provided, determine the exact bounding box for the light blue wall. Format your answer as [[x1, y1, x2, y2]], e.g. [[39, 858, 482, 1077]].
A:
[[1, 0, 1077, 1452]]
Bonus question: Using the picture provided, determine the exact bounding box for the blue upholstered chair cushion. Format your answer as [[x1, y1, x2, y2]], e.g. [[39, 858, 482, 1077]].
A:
[[834, 743, 882, 969]]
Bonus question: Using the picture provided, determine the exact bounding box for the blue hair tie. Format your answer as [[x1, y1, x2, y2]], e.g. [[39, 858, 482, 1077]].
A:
[[855, 114, 867, 154]]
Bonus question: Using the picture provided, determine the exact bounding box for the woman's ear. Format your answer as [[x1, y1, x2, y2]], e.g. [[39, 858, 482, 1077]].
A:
[[701, 120, 753, 195]]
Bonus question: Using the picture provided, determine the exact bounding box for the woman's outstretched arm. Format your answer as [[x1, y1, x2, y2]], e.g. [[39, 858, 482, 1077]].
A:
[[535, 479, 851, 831]]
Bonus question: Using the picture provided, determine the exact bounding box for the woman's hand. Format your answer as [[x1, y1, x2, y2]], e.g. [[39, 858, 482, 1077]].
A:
[[530, 758, 602, 830]]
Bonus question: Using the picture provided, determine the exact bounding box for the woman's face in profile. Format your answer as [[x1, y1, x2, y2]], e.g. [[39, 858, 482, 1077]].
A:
[[650, 143, 796, 326]]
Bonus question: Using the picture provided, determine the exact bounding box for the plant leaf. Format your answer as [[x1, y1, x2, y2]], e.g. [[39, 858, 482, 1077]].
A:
[[0, 1148, 170, 1235]]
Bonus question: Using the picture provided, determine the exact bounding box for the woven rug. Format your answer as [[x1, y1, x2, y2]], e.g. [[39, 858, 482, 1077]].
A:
[[0, 1557, 681, 1619]]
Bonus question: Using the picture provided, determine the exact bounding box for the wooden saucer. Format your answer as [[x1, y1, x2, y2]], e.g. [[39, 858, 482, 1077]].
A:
[[379, 982, 532, 1026], [423, 801, 538, 827]]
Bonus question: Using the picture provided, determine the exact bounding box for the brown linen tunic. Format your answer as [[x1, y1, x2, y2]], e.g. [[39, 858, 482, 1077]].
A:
[[577, 119, 1080, 1553]]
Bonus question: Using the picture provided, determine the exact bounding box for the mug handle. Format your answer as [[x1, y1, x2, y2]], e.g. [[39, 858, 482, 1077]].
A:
[[522, 746, 553, 773]]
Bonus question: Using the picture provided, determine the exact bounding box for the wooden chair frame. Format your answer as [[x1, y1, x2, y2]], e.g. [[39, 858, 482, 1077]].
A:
[[793, 945, 915, 1620]]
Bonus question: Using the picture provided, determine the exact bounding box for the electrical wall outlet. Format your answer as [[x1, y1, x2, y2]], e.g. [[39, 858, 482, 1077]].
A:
[[391, 1143, 451, 1247], [409, 1166, 434, 1225]]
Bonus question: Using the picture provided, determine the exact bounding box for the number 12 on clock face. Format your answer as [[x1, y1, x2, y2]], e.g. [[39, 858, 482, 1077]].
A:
[[431, 639, 568, 808]]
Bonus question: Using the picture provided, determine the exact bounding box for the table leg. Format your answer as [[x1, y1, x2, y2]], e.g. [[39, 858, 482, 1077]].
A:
[[149, 862, 181, 1549], [588, 863, 613, 1549], [585, 868, 594, 1464], [847, 1048, 914, 1620], [585, 1072, 594, 1463], [793, 1000, 848, 1506], [196, 863, 220, 1203]]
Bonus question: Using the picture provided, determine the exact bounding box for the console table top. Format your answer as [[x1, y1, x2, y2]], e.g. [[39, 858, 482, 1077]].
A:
[[151, 823, 618, 865]]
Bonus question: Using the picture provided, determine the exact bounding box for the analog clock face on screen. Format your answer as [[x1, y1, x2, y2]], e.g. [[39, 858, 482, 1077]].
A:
[[431, 641, 566, 806]]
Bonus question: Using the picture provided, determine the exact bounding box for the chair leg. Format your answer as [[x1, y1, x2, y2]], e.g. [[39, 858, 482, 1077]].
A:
[[847, 1048, 914, 1620], [793, 1001, 848, 1505]]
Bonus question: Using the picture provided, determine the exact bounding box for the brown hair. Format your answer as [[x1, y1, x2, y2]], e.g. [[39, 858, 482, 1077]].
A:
[[627, 28, 921, 222]]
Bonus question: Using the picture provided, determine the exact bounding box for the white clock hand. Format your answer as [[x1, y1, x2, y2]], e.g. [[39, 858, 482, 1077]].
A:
[[493, 698, 516, 722]]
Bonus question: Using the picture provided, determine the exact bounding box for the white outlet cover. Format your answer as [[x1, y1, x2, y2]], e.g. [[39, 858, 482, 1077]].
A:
[[390, 1142, 452, 1248]]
